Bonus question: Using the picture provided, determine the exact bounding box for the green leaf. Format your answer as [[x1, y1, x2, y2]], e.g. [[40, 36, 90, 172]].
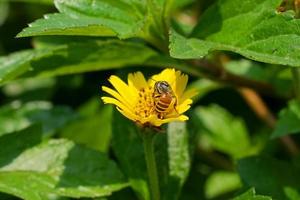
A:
[[194, 104, 256, 159], [154, 0, 195, 24], [111, 111, 150, 200], [0, 125, 42, 168], [272, 100, 300, 138], [0, 49, 38, 84], [17, 0, 173, 50], [233, 188, 272, 200], [284, 187, 300, 200], [0, 101, 76, 137], [170, 0, 300, 67], [17, 0, 168, 48], [237, 156, 300, 200], [18, 0, 144, 39], [0, 39, 192, 85], [0, 139, 128, 199], [9, 0, 53, 5], [0, 0, 8, 26], [17, 13, 117, 37], [171, 0, 195, 10], [0, 172, 56, 200], [112, 112, 194, 200], [61, 99, 112, 153], [205, 171, 241, 199], [165, 121, 191, 200]]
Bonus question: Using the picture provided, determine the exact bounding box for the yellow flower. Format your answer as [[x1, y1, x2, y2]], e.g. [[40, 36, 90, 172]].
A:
[[101, 68, 197, 127]]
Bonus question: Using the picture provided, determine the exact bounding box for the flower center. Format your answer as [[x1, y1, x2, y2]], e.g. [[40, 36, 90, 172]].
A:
[[135, 87, 154, 118]]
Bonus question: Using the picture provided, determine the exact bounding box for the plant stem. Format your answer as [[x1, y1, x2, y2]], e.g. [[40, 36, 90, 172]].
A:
[[291, 68, 300, 102], [296, 0, 300, 18], [239, 87, 299, 155], [190, 59, 278, 97], [142, 131, 160, 200]]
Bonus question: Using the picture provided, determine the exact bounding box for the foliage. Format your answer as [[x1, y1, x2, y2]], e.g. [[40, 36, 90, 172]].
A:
[[1, 0, 300, 199]]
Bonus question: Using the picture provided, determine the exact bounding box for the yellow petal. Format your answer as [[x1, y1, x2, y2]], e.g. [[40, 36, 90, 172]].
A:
[[175, 70, 188, 98], [180, 88, 198, 103], [102, 69, 194, 127], [150, 68, 176, 88], [150, 115, 189, 126], [108, 75, 138, 104], [177, 99, 193, 114], [162, 115, 189, 124], [139, 114, 157, 124], [128, 71, 148, 90], [179, 105, 191, 114], [102, 86, 133, 109], [116, 107, 137, 122], [164, 100, 191, 118], [101, 96, 135, 119]]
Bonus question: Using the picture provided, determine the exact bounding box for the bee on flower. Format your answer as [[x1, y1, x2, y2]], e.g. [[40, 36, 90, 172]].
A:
[[101, 68, 197, 127]]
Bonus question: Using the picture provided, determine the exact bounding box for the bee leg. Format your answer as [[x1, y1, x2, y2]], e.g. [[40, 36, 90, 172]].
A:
[[173, 99, 179, 115], [174, 106, 178, 114], [158, 113, 164, 119]]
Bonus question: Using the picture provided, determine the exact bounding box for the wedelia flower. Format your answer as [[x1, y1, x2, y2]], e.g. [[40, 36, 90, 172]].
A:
[[101, 68, 197, 127]]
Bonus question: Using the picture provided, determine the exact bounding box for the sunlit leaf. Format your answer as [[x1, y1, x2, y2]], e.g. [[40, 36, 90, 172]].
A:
[[18, 13, 117, 38], [18, 0, 144, 39], [0, 138, 128, 199], [170, 0, 300, 67], [17, 0, 170, 49]]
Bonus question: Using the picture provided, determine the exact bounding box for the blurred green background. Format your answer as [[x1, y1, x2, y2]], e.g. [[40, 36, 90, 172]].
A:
[[1, 1, 300, 200]]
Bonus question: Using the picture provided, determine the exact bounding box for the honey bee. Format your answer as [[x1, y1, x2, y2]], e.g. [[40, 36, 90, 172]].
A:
[[153, 81, 177, 119]]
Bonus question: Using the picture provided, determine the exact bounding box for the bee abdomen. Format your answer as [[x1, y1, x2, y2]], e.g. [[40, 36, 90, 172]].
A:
[[156, 102, 169, 111], [155, 97, 171, 112]]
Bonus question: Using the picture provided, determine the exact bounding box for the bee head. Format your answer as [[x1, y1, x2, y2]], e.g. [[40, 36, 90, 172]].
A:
[[154, 81, 172, 94]]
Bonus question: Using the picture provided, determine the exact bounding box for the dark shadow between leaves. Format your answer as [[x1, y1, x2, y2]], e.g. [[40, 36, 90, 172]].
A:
[[164, 175, 182, 200], [0, 192, 19, 200]]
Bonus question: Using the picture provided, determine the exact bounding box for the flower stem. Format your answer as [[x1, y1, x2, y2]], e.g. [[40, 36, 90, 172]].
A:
[[142, 131, 160, 200], [291, 68, 300, 102]]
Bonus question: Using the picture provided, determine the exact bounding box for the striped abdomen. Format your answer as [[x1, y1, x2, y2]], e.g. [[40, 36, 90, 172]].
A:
[[153, 93, 176, 115]]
